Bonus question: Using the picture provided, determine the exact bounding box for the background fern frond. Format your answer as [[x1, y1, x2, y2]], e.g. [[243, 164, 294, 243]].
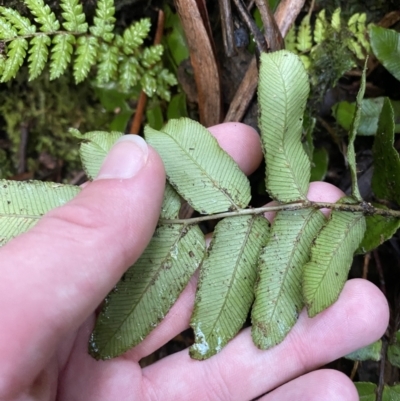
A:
[[296, 15, 312, 53], [331, 8, 341, 32], [155, 67, 178, 101], [60, 0, 88, 33], [0, 6, 36, 35], [1, 37, 28, 82], [28, 34, 51, 80], [141, 73, 157, 97], [140, 45, 163, 68], [96, 42, 118, 84], [0, 17, 17, 40], [89, 0, 115, 42], [122, 18, 151, 55], [118, 56, 139, 91], [74, 35, 98, 83], [25, 0, 60, 32], [314, 10, 327, 44], [50, 34, 75, 80]]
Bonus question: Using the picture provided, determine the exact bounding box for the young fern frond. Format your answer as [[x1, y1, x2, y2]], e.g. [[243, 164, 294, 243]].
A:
[[0, 0, 176, 97]]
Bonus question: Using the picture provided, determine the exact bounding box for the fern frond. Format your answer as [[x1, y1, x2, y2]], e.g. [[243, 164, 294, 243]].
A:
[[296, 15, 312, 53], [118, 56, 139, 91], [25, 0, 60, 32], [28, 34, 50, 80], [314, 9, 327, 44], [0, 17, 17, 40], [0, 6, 36, 35], [1, 37, 28, 82], [156, 68, 177, 101], [331, 8, 341, 32], [60, 0, 88, 33], [89, 0, 115, 42], [122, 18, 151, 55], [140, 45, 163, 68], [96, 42, 118, 84], [74, 35, 98, 83], [347, 38, 364, 60], [347, 12, 360, 34], [50, 34, 75, 80], [284, 26, 296, 51]]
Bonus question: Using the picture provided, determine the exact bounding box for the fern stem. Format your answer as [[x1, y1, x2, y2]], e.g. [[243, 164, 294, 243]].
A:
[[160, 201, 400, 225]]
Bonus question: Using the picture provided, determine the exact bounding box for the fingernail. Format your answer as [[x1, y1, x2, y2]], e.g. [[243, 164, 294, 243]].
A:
[[96, 135, 149, 180]]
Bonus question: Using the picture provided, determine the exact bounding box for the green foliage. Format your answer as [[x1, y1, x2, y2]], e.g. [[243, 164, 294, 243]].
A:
[[0, 179, 80, 246], [345, 340, 382, 361], [286, 8, 370, 108], [370, 26, 400, 82], [258, 51, 310, 202], [372, 98, 400, 205], [0, 67, 116, 177], [0, 0, 176, 99], [1, 49, 398, 362], [190, 215, 269, 360]]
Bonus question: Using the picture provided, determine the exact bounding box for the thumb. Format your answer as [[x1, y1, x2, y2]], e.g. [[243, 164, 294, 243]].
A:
[[0, 135, 165, 386]]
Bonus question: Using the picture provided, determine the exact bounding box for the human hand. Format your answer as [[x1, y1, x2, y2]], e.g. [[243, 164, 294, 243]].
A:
[[0, 123, 388, 401]]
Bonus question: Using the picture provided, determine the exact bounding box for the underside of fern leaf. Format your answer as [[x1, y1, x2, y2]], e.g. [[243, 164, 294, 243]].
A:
[[90, 224, 205, 359], [0, 180, 80, 247], [258, 50, 311, 202], [145, 118, 251, 214], [190, 215, 269, 360]]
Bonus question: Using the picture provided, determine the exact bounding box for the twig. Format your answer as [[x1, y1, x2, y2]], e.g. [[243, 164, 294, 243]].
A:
[[373, 249, 387, 297], [218, 0, 237, 57], [254, 0, 284, 51], [350, 361, 359, 381], [377, 339, 388, 401], [362, 252, 371, 279], [129, 9, 165, 135], [225, 0, 306, 122], [160, 200, 400, 225], [17, 122, 29, 174], [232, 0, 268, 53]]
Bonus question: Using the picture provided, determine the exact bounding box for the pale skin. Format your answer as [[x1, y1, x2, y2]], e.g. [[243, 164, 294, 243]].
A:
[[0, 123, 389, 401]]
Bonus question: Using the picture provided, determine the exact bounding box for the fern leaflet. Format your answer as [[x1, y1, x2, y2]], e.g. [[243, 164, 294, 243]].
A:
[[25, 0, 60, 32], [50, 34, 75, 80], [0, 6, 36, 35], [89, 0, 115, 42], [28, 34, 51, 80], [123, 18, 151, 55], [1, 38, 28, 82], [60, 0, 88, 33], [96, 42, 118, 84], [0, 17, 17, 40], [73, 36, 98, 83]]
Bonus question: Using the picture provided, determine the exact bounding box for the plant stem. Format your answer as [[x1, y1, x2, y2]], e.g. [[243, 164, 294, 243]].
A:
[[160, 200, 400, 225]]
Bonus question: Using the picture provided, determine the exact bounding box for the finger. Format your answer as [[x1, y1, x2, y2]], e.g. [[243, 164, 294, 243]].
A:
[[0, 136, 165, 389], [208, 122, 263, 175], [259, 370, 358, 401], [142, 279, 388, 401]]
